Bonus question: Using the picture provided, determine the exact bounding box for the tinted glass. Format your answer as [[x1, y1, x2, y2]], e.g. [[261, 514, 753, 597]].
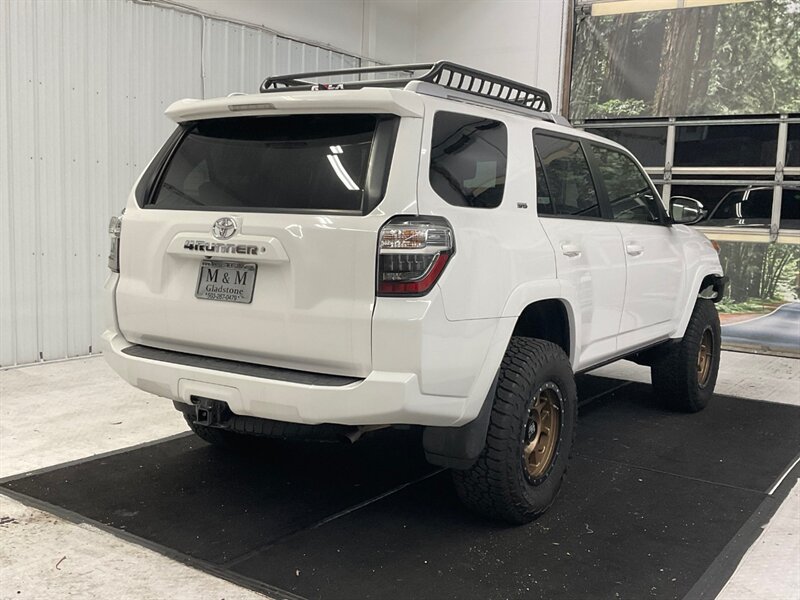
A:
[[674, 124, 778, 167], [151, 115, 385, 212], [707, 188, 771, 226], [702, 186, 800, 229], [788, 124, 800, 167], [534, 149, 553, 215], [780, 187, 800, 229], [592, 144, 661, 224], [592, 127, 667, 167], [534, 134, 600, 218], [429, 112, 508, 208]]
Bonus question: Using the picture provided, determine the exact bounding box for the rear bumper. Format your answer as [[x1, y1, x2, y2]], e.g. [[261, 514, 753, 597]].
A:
[[102, 328, 490, 427]]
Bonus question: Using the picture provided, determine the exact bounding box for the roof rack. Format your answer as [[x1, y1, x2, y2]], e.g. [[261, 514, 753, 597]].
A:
[[260, 61, 552, 114]]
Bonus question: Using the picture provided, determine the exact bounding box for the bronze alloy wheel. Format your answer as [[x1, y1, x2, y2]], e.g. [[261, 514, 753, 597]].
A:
[[523, 382, 562, 480], [697, 326, 714, 388]]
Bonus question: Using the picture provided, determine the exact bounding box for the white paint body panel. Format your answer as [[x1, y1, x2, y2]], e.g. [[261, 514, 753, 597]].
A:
[[538, 218, 627, 370], [615, 221, 686, 351], [104, 87, 723, 427]]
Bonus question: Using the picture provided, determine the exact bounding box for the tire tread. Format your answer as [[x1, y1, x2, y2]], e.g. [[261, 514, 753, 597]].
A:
[[453, 337, 577, 523], [651, 299, 720, 412]]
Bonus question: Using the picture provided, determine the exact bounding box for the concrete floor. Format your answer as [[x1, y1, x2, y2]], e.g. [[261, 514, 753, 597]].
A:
[[0, 357, 187, 479], [0, 494, 265, 600], [1, 352, 798, 599], [0, 358, 265, 600]]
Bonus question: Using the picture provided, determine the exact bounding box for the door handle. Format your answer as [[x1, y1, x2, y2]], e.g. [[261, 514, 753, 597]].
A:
[[560, 243, 582, 258], [626, 243, 644, 256]]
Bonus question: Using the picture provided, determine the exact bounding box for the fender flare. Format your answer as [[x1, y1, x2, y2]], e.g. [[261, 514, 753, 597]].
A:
[[673, 269, 725, 338], [502, 280, 580, 366], [422, 283, 579, 470]]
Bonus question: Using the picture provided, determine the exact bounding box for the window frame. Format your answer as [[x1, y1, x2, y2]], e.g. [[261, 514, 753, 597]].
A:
[[532, 129, 607, 222]]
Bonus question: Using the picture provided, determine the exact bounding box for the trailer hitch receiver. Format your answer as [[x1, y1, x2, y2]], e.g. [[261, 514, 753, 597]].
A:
[[192, 396, 230, 428]]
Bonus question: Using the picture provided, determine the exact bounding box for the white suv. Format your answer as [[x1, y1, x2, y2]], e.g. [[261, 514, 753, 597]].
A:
[[103, 62, 725, 523]]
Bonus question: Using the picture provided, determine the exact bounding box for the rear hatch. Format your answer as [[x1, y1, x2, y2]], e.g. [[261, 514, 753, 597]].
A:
[[116, 107, 420, 378]]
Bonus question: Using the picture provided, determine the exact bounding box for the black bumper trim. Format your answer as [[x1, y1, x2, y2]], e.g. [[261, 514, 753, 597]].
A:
[[121, 344, 363, 387]]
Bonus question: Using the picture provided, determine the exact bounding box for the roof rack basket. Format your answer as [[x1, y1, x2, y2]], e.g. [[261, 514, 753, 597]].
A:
[[260, 61, 552, 114]]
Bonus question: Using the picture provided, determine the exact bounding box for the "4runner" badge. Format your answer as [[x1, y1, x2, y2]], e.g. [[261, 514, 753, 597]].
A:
[[183, 240, 262, 255]]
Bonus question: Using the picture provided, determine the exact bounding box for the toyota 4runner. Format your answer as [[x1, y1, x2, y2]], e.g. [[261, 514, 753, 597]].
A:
[[103, 62, 725, 523]]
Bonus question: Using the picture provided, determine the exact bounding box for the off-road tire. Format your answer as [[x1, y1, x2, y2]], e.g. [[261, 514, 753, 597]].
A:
[[452, 337, 577, 524], [651, 299, 721, 413], [183, 414, 253, 449]]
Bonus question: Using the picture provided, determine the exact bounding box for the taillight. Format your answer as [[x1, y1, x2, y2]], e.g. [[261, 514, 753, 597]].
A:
[[108, 214, 122, 272], [377, 216, 454, 296]]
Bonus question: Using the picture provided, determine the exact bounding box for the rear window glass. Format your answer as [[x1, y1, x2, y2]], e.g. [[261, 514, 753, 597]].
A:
[[429, 112, 508, 208], [149, 114, 394, 213]]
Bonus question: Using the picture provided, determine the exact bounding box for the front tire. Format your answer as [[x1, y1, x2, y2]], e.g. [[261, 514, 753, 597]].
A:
[[452, 338, 577, 524], [651, 299, 721, 412]]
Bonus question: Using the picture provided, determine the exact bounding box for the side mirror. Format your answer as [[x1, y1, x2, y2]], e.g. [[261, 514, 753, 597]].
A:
[[670, 196, 707, 225]]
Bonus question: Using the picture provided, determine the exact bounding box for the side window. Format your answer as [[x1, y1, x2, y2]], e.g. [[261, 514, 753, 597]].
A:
[[534, 133, 600, 218], [591, 144, 662, 224], [429, 112, 508, 208]]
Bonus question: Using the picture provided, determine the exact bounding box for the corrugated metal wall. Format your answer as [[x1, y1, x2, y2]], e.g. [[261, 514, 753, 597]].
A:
[[0, 0, 367, 367]]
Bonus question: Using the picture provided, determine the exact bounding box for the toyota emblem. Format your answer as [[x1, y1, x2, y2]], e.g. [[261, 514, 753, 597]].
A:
[[212, 217, 237, 240]]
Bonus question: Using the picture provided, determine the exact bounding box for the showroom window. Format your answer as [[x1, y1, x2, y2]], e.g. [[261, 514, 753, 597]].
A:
[[533, 133, 601, 218], [788, 124, 800, 167], [579, 115, 800, 236], [590, 144, 663, 224], [569, 1, 798, 358], [590, 127, 667, 168], [428, 112, 508, 209], [674, 124, 779, 167], [702, 187, 800, 230]]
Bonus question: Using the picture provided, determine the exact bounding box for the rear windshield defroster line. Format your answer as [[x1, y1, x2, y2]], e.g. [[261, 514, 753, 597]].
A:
[[140, 114, 399, 215]]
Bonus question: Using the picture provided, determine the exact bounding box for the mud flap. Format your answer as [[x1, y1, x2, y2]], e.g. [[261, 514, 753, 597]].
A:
[[422, 374, 498, 470]]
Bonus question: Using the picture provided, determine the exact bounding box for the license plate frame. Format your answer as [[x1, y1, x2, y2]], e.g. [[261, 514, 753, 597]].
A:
[[195, 260, 258, 304]]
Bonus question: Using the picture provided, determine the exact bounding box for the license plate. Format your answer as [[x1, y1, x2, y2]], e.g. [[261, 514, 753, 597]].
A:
[[195, 260, 257, 304]]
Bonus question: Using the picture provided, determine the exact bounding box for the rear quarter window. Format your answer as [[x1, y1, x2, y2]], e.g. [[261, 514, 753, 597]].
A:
[[428, 112, 508, 209]]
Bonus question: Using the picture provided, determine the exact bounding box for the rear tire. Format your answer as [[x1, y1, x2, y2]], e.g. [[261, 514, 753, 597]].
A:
[[452, 337, 577, 524], [651, 299, 721, 412]]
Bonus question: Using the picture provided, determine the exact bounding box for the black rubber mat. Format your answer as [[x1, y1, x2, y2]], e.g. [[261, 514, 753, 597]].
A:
[[2, 430, 433, 564], [233, 458, 762, 600], [4, 377, 799, 600]]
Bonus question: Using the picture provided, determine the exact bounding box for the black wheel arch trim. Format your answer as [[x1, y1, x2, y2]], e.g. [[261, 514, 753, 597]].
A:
[[700, 274, 728, 303]]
